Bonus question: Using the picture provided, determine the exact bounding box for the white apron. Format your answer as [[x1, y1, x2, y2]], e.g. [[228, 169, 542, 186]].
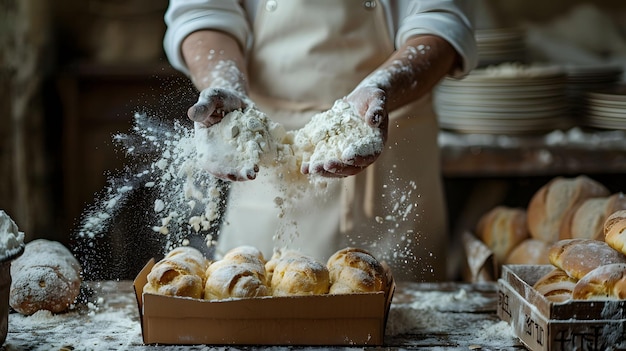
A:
[[218, 0, 448, 281]]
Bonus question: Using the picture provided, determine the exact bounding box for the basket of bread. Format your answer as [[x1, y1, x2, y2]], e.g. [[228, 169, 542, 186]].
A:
[[465, 175, 626, 282], [468, 175, 626, 351], [133, 245, 394, 345]]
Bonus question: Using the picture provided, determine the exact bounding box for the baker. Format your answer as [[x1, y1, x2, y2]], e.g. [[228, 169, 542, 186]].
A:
[[163, 0, 477, 281]]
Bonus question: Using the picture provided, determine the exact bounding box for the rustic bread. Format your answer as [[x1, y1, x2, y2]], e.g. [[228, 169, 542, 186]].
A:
[[10, 239, 82, 315], [548, 238, 626, 280], [265, 249, 330, 296], [475, 206, 529, 264], [504, 239, 550, 265], [604, 210, 626, 255], [527, 176, 609, 243], [572, 263, 626, 300], [533, 268, 577, 303], [326, 247, 387, 294], [565, 193, 626, 241]]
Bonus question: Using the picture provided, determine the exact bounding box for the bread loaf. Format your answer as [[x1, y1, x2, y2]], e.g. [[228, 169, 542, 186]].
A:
[[504, 239, 550, 265], [9, 239, 82, 315], [572, 263, 626, 300], [533, 268, 577, 303], [605, 210, 626, 256], [476, 206, 529, 264], [204, 246, 269, 300], [326, 247, 387, 294], [265, 249, 329, 296], [144, 246, 208, 299], [565, 193, 626, 241], [548, 238, 626, 280], [527, 176, 609, 243]]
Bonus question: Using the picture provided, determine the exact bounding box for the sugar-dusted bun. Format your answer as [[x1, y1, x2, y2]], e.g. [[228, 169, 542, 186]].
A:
[[504, 239, 550, 265], [266, 249, 329, 296], [572, 263, 626, 300], [533, 268, 577, 303], [548, 238, 626, 280], [165, 246, 210, 280], [605, 210, 626, 255], [527, 176, 609, 243], [203, 263, 269, 300], [9, 239, 82, 315], [475, 206, 529, 264], [145, 258, 204, 299], [326, 247, 387, 294], [566, 193, 626, 241], [204, 245, 269, 300]]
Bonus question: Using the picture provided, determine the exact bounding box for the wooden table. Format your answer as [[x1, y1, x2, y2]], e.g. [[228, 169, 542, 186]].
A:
[[4, 281, 526, 350]]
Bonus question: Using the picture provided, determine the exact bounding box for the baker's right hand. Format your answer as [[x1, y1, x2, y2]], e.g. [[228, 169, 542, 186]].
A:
[[187, 87, 247, 127]]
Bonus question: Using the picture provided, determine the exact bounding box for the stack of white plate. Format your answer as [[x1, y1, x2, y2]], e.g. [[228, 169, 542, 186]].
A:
[[434, 64, 569, 134], [565, 64, 623, 117], [585, 85, 626, 130], [475, 27, 527, 66]]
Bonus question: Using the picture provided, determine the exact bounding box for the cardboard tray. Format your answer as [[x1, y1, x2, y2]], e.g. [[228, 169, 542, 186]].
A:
[[497, 264, 626, 351], [133, 259, 395, 346]]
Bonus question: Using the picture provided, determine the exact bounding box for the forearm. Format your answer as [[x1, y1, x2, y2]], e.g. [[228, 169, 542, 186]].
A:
[[181, 30, 248, 93], [362, 35, 459, 111]]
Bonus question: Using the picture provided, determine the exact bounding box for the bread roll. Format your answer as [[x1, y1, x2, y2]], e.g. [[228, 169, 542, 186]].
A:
[[504, 239, 550, 265], [327, 247, 387, 294], [10, 239, 82, 315], [527, 176, 609, 243], [605, 210, 626, 255], [533, 268, 577, 303], [548, 238, 626, 280], [266, 249, 329, 296], [572, 263, 626, 300], [204, 245, 269, 300], [143, 246, 208, 299], [203, 263, 269, 300], [565, 193, 626, 241], [476, 206, 529, 264]]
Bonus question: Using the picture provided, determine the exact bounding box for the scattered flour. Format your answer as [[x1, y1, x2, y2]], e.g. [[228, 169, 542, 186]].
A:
[[0, 210, 25, 261]]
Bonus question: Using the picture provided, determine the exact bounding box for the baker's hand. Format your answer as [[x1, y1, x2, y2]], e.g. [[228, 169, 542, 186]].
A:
[[303, 86, 389, 178], [187, 87, 247, 127]]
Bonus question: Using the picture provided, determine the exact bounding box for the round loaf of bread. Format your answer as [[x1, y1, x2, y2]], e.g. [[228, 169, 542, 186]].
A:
[[204, 245, 269, 300], [266, 249, 329, 296], [165, 246, 210, 281], [504, 239, 550, 265], [572, 263, 626, 300], [605, 210, 626, 255], [326, 247, 386, 294], [204, 262, 269, 300], [527, 176, 609, 243], [9, 239, 82, 315], [476, 206, 529, 264], [548, 238, 626, 280], [533, 268, 577, 303], [144, 258, 204, 299], [565, 193, 626, 241]]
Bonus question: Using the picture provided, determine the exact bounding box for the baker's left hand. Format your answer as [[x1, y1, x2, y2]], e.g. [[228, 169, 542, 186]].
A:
[[302, 85, 389, 178]]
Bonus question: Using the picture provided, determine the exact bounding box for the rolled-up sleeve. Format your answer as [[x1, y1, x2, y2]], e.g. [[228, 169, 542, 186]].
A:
[[396, 0, 477, 77], [164, 0, 251, 75]]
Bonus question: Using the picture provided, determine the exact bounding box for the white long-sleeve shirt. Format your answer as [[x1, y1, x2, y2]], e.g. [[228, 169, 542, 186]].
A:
[[163, 0, 478, 77]]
